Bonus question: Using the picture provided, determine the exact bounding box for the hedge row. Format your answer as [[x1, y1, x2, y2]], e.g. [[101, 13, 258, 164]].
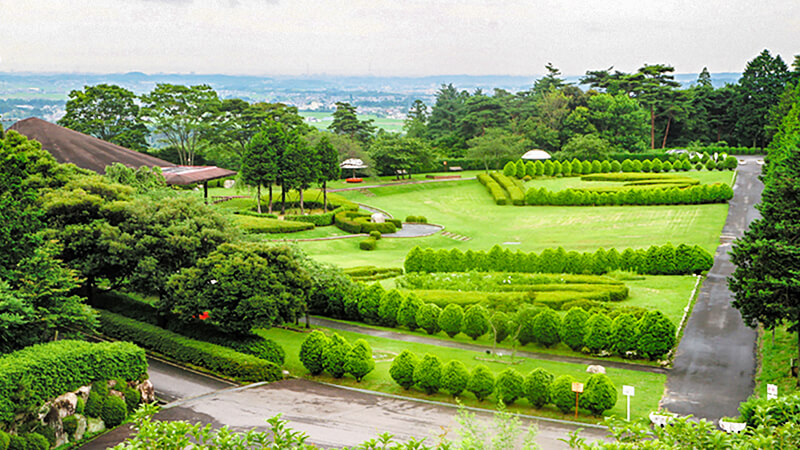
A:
[[285, 204, 359, 226], [298, 331, 375, 382], [524, 183, 734, 206], [97, 311, 282, 383], [343, 266, 404, 282], [233, 215, 315, 234], [405, 215, 428, 223], [334, 210, 399, 234], [581, 173, 699, 183], [477, 173, 508, 205], [0, 340, 147, 424], [490, 172, 525, 205], [405, 243, 713, 275], [389, 352, 617, 415]]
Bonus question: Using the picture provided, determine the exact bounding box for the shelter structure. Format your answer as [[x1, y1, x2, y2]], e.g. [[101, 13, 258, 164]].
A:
[[8, 118, 236, 201], [340, 158, 368, 178], [521, 149, 552, 160]]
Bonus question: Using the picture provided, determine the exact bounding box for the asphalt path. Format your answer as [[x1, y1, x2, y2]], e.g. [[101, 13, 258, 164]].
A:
[[660, 156, 764, 421]]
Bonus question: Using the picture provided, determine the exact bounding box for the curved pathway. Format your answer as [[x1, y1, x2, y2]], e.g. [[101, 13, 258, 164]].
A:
[[660, 156, 764, 421], [311, 317, 668, 374]]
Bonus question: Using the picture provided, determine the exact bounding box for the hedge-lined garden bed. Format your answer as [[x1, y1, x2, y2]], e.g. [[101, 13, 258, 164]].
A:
[[334, 210, 402, 234], [477, 173, 508, 205], [232, 215, 315, 234], [524, 183, 734, 206], [343, 266, 404, 282]]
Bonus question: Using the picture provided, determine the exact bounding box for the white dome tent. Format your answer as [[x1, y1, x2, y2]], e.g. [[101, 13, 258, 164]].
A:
[[340, 158, 368, 178], [521, 149, 552, 160]]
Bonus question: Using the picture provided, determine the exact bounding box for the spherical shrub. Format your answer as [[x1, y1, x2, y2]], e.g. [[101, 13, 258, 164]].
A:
[[516, 305, 544, 345], [550, 375, 578, 414], [438, 304, 464, 338], [378, 289, 404, 328], [100, 395, 127, 427], [121, 385, 142, 413], [441, 360, 469, 397], [345, 339, 375, 382], [413, 354, 443, 394], [495, 368, 524, 405], [390, 350, 419, 390], [611, 313, 639, 356], [490, 312, 510, 343], [358, 283, 385, 324], [7, 435, 25, 450], [92, 380, 110, 397], [369, 230, 382, 240], [561, 307, 589, 351], [463, 305, 490, 340], [637, 311, 676, 360], [397, 294, 424, 330], [584, 313, 613, 353], [359, 237, 377, 251], [85, 389, 105, 418], [62, 415, 79, 437], [324, 333, 352, 378], [467, 364, 495, 401], [580, 373, 617, 416], [415, 303, 442, 335], [532, 309, 561, 347], [524, 368, 554, 408], [299, 330, 330, 375]]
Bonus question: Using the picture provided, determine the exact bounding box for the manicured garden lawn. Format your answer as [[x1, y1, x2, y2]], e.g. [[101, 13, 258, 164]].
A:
[[258, 326, 666, 423]]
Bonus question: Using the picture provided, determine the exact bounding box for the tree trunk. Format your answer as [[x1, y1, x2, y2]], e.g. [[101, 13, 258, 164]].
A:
[[256, 185, 262, 214], [268, 184, 273, 214], [280, 185, 287, 215], [299, 189, 305, 214], [661, 116, 672, 149], [650, 106, 656, 149], [323, 181, 328, 211]]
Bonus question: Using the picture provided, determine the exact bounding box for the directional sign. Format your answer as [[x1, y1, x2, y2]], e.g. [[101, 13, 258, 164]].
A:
[[571, 382, 584, 393], [767, 384, 778, 400], [623, 385, 635, 396]]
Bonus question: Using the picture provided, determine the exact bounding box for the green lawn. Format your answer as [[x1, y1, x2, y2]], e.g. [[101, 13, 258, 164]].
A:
[[258, 326, 666, 423], [755, 325, 799, 398]]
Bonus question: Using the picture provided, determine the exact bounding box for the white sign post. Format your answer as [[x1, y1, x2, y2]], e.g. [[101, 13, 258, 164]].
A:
[[622, 385, 635, 421], [767, 384, 778, 400]]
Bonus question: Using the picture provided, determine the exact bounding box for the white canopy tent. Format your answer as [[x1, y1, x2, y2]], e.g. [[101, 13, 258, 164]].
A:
[[340, 158, 368, 178], [521, 149, 552, 160]]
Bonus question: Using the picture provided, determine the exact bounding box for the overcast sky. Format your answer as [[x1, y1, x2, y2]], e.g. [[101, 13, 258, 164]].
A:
[[0, 0, 797, 77]]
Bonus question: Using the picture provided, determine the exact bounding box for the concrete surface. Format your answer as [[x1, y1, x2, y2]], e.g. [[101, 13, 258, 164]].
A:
[[661, 156, 763, 420]]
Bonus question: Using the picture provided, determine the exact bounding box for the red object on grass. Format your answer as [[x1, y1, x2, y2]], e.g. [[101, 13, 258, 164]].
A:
[[193, 311, 210, 320], [346, 177, 363, 183]]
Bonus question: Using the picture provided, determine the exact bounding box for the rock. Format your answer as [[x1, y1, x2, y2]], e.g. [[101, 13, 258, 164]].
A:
[[86, 417, 105, 434], [371, 213, 385, 223], [76, 386, 91, 401], [224, 179, 235, 189], [137, 380, 156, 404], [74, 414, 88, 441], [586, 365, 606, 374], [50, 392, 78, 418]]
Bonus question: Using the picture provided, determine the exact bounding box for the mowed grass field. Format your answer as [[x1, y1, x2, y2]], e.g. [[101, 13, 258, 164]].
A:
[[299, 111, 405, 133]]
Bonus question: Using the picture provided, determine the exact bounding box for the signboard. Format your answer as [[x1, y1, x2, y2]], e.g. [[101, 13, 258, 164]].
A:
[[767, 384, 778, 400], [623, 385, 635, 396], [571, 382, 584, 393]]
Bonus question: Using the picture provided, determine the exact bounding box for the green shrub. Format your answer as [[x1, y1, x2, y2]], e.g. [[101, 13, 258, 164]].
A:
[[495, 368, 524, 405], [0, 431, 9, 450], [532, 309, 561, 347], [22, 434, 49, 450], [62, 415, 79, 437], [75, 397, 85, 415], [524, 368, 554, 408], [345, 339, 374, 382], [584, 313, 613, 353], [359, 237, 377, 251], [581, 374, 617, 416], [438, 304, 464, 338], [121, 385, 141, 413], [611, 313, 639, 356], [561, 307, 589, 351], [0, 340, 146, 425], [7, 436, 25, 450], [415, 303, 442, 335], [490, 172, 525, 205], [705, 159, 717, 170], [324, 333, 351, 378], [515, 160, 526, 178], [462, 305, 490, 340], [390, 350, 418, 390], [516, 305, 544, 346], [441, 360, 469, 397], [414, 354, 443, 394], [100, 395, 127, 428], [477, 174, 508, 205], [299, 330, 330, 376], [378, 290, 404, 328], [369, 230, 382, 240], [550, 375, 578, 414], [405, 215, 428, 223], [92, 379, 110, 398], [490, 312, 511, 343], [503, 161, 516, 176], [34, 427, 55, 448], [358, 283, 385, 324], [467, 364, 495, 401], [637, 311, 676, 360], [397, 294, 423, 330], [98, 312, 281, 383], [233, 338, 285, 366], [233, 215, 315, 234]]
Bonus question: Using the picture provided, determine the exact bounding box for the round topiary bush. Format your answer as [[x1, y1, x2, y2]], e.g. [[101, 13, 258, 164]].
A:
[[378, 289, 404, 328], [490, 312, 510, 343], [369, 230, 382, 240], [345, 339, 375, 382], [100, 395, 127, 427], [299, 330, 331, 375], [413, 354, 443, 395], [397, 293, 423, 330], [440, 360, 469, 397], [637, 311, 676, 360], [390, 350, 419, 390], [524, 368, 554, 409], [495, 368, 525, 405], [324, 333, 352, 378], [121, 385, 142, 413], [581, 373, 617, 416], [359, 237, 377, 251], [532, 309, 561, 347], [503, 161, 517, 177], [415, 303, 442, 335], [561, 307, 589, 351], [550, 375, 578, 414], [85, 389, 105, 418], [467, 364, 495, 401], [438, 304, 464, 338], [463, 305, 490, 340], [516, 305, 544, 346], [584, 313, 613, 353], [611, 313, 639, 357], [62, 415, 79, 437], [358, 283, 385, 324]]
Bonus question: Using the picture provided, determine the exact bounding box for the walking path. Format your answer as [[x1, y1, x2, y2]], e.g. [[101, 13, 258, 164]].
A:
[[310, 317, 668, 374], [660, 156, 764, 421]]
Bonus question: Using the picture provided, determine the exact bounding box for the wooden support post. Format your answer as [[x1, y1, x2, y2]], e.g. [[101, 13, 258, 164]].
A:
[[204, 182, 209, 204]]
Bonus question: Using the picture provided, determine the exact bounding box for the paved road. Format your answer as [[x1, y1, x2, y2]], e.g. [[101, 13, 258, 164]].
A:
[[661, 156, 764, 420], [311, 317, 668, 374]]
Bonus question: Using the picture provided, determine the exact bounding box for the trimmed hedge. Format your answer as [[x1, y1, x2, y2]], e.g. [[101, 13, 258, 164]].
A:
[[477, 173, 508, 205], [285, 204, 358, 226], [405, 215, 428, 223], [335, 210, 398, 234], [404, 243, 713, 275], [0, 340, 147, 424], [524, 183, 733, 206], [98, 311, 282, 383], [343, 266, 404, 282], [490, 172, 525, 205], [359, 237, 377, 250], [232, 215, 315, 234]]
